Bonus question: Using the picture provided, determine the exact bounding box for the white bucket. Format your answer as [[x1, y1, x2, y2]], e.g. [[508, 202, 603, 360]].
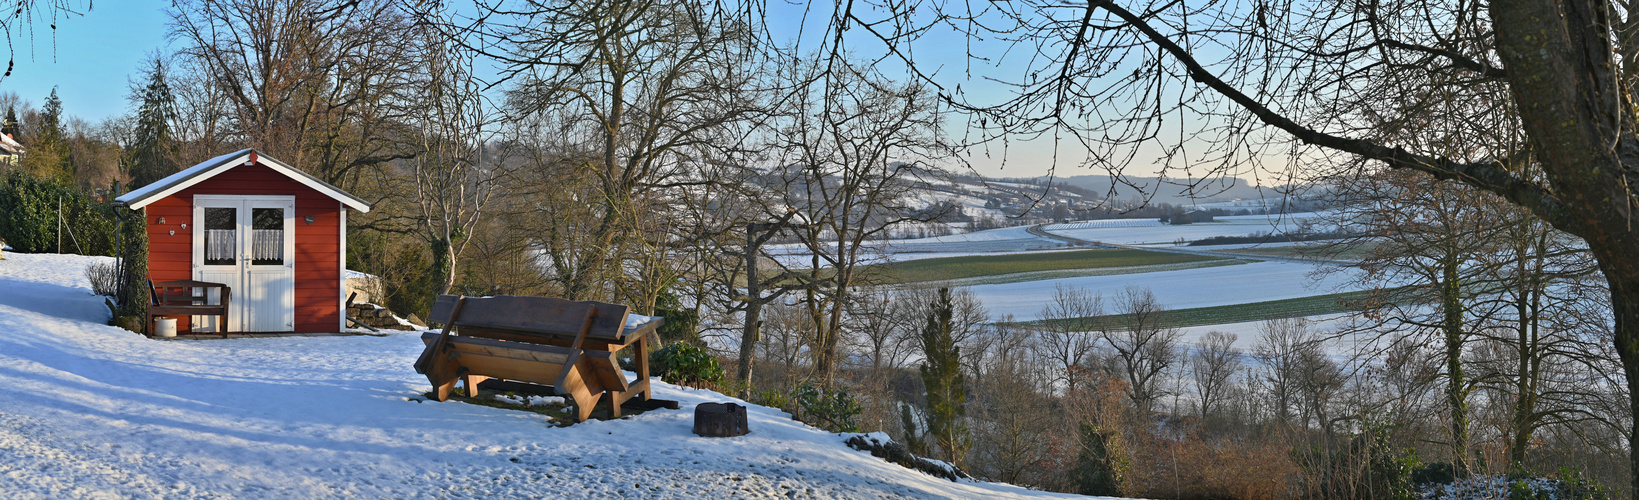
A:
[[154, 317, 177, 338]]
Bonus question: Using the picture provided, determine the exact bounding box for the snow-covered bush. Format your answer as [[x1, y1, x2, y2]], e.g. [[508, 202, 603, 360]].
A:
[[1420, 468, 1610, 500]]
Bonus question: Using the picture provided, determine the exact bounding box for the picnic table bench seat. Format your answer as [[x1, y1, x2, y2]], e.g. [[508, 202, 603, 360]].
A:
[[415, 294, 667, 423]]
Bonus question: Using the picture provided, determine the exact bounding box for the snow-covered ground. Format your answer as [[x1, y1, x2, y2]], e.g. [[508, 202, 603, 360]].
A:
[[0, 252, 1097, 499], [968, 260, 1358, 319]]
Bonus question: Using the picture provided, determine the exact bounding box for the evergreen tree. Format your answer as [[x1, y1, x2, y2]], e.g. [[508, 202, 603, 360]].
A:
[[917, 287, 969, 464], [39, 88, 62, 144], [21, 88, 69, 183], [3, 106, 17, 137], [128, 57, 177, 189], [899, 405, 927, 456], [1073, 422, 1129, 496]]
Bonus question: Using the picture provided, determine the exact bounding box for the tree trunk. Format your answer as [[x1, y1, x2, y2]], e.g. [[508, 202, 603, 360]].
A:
[[1607, 270, 1639, 500], [1507, 253, 1543, 468], [737, 227, 762, 398], [1441, 257, 1470, 472]]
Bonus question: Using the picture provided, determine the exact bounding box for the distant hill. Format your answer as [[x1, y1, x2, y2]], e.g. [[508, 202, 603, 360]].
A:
[[1047, 175, 1276, 206]]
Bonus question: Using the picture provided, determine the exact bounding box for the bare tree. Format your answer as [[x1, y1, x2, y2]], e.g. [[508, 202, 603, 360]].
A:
[[1255, 318, 1317, 427], [1326, 169, 1509, 471], [774, 59, 954, 387], [1034, 284, 1105, 394], [171, 0, 416, 185], [1190, 331, 1241, 421], [826, 0, 1639, 488], [470, 0, 765, 306], [1103, 287, 1182, 413]]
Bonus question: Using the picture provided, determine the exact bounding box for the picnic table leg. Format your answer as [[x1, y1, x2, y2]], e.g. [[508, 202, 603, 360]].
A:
[[422, 347, 462, 402], [464, 374, 489, 398], [635, 334, 651, 401], [556, 351, 600, 422]]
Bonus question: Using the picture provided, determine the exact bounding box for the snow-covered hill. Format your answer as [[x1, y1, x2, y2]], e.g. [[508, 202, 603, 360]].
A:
[[0, 252, 1099, 499]]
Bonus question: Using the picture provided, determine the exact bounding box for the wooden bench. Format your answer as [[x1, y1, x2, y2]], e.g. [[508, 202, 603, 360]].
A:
[[415, 295, 667, 422], [149, 279, 231, 336]]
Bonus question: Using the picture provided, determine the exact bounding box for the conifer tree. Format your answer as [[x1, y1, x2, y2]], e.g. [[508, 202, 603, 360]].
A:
[[22, 88, 69, 183], [918, 287, 969, 464], [128, 57, 177, 189], [898, 405, 928, 456], [2, 106, 17, 138], [1073, 422, 1129, 496]]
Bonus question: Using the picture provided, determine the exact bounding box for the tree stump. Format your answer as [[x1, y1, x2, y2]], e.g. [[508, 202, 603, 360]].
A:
[[693, 402, 748, 437]]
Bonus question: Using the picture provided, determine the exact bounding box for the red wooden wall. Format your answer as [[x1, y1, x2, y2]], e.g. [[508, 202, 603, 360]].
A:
[[145, 162, 342, 333]]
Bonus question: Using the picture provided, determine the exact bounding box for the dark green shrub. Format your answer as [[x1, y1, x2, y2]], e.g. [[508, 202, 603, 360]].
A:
[[0, 172, 118, 255], [788, 383, 862, 433], [1509, 479, 1548, 500], [1413, 461, 1465, 485], [113, 207, 148, 325], [653, 288, 701, 345], [650, 343, 723, 387], [1554, 466, 1610, 500], [1503, 467, 1608, 500], [1073, 423, 1129, 496], [1301, 424, 1420, 500], [654, 307, 700, 345]]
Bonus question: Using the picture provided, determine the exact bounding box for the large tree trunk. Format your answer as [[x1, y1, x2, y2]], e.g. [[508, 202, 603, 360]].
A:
[[1489, 0, 1639, 493], [1606, 268, 1639, 497]]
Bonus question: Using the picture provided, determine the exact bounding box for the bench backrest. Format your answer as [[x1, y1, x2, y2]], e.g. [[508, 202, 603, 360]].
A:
[[150, 280, 228, 307], [428, 295, 631, 344]]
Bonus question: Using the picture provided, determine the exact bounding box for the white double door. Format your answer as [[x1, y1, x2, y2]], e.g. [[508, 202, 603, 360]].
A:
[[193, 195, 296, 332]]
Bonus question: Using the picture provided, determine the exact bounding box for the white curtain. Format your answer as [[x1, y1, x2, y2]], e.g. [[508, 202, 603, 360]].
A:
[[252, 229, 284, 262], [206, 229, 236, 262]]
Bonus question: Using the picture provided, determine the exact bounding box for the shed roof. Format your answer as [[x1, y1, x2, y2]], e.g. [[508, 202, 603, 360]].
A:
[[115, 149, 371, 212]]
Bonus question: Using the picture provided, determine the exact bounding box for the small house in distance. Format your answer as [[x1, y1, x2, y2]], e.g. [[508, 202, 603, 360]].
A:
[[115, 149, 371, 334]]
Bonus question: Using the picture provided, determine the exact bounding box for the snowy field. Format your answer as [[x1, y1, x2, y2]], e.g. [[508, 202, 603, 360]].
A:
[[768, 212, 1333, 268], [1045, 212, 1326, 246], [0, 252, 1096, 499], [967, 260, 1360, 320], [766, 225, 1069, 267], [1175, 314, 1365, 357]]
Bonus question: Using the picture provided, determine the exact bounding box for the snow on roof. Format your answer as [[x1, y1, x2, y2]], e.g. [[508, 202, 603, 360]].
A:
[[114, 148, 371, 212], [0, 133, 23, 154]]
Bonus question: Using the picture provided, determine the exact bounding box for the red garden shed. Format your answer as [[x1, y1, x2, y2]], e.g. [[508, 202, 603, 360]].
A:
[[114, 149, 371, 334]]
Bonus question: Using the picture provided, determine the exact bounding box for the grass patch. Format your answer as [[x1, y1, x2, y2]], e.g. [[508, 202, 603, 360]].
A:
[[415, 386, 668, 425], [418, 388, 577, 425], [1020, 287, 1410, 329], [867, 248, 1224, 284]]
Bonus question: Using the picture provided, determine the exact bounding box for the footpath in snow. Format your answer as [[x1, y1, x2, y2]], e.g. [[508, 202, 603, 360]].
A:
[[0, 252, 1096, 499]]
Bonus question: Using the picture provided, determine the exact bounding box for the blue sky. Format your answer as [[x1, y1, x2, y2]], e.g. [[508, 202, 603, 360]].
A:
[[0, 2, 1129, 180], [0, 2, 172, 121]]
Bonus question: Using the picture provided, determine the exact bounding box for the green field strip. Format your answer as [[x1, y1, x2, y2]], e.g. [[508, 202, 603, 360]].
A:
[[868, 248, 1226, 285]]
